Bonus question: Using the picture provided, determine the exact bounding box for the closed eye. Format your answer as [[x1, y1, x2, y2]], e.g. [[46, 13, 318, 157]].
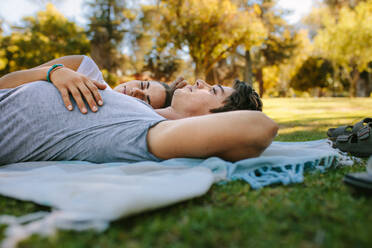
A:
[[212, 87, 217, 95], [140, 81, 144, 90]]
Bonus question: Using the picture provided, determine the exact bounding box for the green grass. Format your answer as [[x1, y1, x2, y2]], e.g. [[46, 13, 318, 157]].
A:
[[1, 98, 372, 248]]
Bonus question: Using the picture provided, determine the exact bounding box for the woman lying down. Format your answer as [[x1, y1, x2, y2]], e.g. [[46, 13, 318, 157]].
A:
[[0, 55, 278, 165]]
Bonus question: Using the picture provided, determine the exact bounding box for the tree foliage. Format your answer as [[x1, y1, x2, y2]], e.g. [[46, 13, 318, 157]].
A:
[[128, 4, 185, 81], [314, 0, 372, 96], [155, 0, 266, 78], [265, 29, 312, 97], [247, 0, 298, 96], [0, 0, 371, 97], [86, 0, 133, 73], [0, 3, 89, 75], [290, 57, 333, 91], [324, 0, 367, 11]]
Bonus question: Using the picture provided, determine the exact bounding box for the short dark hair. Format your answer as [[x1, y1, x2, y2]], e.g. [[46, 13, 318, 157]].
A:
[[158, 82, 173, 108], [210, 79, 262, 113]]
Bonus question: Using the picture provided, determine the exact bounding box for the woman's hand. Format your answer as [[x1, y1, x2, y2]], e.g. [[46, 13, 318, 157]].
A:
[[50, 67, 107, 114]]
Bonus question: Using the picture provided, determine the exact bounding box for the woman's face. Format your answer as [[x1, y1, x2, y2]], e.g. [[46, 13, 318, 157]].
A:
[[113, 80, 166, 109]]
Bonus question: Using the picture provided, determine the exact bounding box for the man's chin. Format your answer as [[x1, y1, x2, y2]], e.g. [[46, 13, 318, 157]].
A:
[[174, 88, 190, 94], [173, 88, 182, 95]]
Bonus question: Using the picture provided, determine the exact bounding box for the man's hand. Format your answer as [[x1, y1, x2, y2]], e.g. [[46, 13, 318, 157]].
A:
[[170, 77, 188, 90], [50, 67, 107, 114]]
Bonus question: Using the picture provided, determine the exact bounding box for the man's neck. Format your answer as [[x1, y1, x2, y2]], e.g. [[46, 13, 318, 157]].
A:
[[155, 107, 189, 120]]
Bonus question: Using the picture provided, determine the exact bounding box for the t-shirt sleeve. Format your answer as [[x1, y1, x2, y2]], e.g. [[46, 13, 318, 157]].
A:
[[0, 88, 13, 101], [77, 55, 112, 90]]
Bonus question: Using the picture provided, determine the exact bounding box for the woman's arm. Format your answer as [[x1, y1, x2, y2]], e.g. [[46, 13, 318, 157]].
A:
[[147, 111, 278, 162], [0, 55, 107, 114], [34, 55, 84, 70], [0, 55, 84, 89]]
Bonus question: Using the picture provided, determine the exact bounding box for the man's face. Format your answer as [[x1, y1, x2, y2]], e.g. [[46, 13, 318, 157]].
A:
[[113, 80, 166, 109], [172, 79, 235, 116]]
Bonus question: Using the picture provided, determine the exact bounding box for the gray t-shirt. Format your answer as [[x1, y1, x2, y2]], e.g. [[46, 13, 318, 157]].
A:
[[0, 71, 166, 165]]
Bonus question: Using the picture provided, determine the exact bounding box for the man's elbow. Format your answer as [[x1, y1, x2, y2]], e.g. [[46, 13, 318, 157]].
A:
[[215, 112, 278, 161], [266, 117, 279, 141], [256, 116, 278, 155]]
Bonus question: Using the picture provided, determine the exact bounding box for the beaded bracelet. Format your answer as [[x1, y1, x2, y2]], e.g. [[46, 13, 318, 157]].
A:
[[46, 64, 64, 83]]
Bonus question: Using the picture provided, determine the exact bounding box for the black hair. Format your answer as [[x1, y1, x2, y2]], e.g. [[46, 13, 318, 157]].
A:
[[158, 81, 173, 108], [210, 79, 262, 113]]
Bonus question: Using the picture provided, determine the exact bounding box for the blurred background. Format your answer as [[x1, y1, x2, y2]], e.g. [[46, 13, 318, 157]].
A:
[[0, 0, 371, 98]]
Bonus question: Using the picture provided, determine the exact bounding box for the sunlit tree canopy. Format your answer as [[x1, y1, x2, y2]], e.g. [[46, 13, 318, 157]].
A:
[[0, 0, 371, 96]]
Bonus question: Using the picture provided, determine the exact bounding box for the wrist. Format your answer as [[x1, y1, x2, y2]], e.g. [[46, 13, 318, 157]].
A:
[[47, 64, 64, 83]]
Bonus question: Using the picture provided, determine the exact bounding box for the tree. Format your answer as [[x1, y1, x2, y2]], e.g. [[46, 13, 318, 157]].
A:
[[0, 19, 6, 71], [86, 0, 134, 73], [290, 57, 333, 93], [304, 1, 367, 38], [128, 3, 186, 81], [268, 29, 313, 97], [245, 0, 298, 96], [324, 0, 367, 12], [144, 52, 183, 82], [155, 0, 266, 79], [314, 0, 372, 96], [0, 3, 90, 75]]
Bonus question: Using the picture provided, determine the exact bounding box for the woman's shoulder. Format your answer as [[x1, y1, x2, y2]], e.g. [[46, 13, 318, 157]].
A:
[[77, 56, 111, 90]]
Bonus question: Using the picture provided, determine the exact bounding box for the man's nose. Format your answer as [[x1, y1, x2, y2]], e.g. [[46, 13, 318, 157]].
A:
[[132, 88, 145, 99], [195, 79, 210, 89]]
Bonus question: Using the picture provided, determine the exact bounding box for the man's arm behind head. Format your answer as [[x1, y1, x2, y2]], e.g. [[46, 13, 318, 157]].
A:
[[147, 110, 278, 162]]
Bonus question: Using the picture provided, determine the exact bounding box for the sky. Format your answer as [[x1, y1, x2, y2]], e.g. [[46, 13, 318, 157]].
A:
[[278, 0, 315, 23], [0, 0, 316, 32]]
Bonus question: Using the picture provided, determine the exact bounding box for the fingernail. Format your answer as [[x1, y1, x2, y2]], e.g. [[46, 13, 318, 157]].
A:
[[98, 100, 103, 105], [68, 105, 73, 110], [82, 108, 87, 113], [92, 106, 97, 112]]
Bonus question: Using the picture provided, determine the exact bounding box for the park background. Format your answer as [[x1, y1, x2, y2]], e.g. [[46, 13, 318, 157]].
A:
[[1, 0, 372, 98]]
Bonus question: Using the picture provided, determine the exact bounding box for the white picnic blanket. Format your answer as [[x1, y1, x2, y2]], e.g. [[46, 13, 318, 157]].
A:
[[0, 139, 354, 248]]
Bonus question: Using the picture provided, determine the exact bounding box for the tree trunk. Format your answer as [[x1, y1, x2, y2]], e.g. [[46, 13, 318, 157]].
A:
[[318, 88, 324, 97], [357, 77, 368, 97], [195, 63, 205, 80], [244, 50, 253, 86], [367, 72, 372, 97], [350, 69, 360, 97], [256, 67, 264, 97], [212, 67, 218, 84]]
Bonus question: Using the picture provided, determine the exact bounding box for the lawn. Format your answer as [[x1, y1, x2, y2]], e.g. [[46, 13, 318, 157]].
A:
[[1, 98, 372, 248]]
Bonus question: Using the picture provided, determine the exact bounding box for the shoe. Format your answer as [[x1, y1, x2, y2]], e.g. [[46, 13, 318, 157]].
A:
[[343, 157, 372, 195], [333, 118, 372, 157]]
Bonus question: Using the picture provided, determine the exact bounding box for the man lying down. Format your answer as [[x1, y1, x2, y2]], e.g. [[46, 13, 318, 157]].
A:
[[0, 55, 278, 165]]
